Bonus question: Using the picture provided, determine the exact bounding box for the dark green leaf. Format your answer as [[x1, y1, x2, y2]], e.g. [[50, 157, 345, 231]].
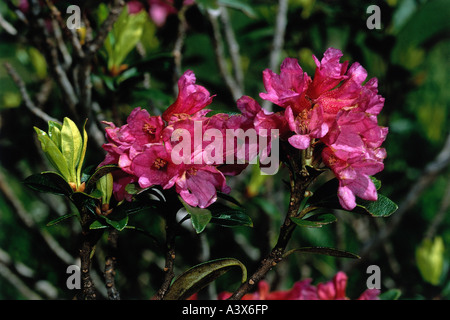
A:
[[89, 220, 109, 230], [23, 171, 73, 196], [103, 215, 129, 231], [283, 247, 360, 259], [179, 197, 212, 234], [379, 289, 402, 300], [163, 258, 247, 300], [209, 203, 253, 227], [290, 213, 337, 228], [84, 164, 119, 193], [354, 194, 398, 217], [46, 212, 77, 227], [216, 192, 242, 207]]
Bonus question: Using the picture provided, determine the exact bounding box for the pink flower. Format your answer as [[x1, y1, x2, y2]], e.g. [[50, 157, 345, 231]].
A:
[[175, 165, 230, 208], [256, 47, 387, 210], [162, 70, 214, 122], [200, 272, 380, 300], [131, 144, 180, 190], [127, 107, 165, 146], [317, 271, 380, 300], [259, 58, 311, 113], [317, 271, 348, 300]]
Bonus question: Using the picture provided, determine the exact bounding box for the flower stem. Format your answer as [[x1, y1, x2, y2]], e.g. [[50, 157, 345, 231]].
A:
[[228, 151, 319, 300]]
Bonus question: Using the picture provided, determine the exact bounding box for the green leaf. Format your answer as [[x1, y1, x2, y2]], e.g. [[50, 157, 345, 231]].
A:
[[103, 215, 129, 231], [76, 119, 88, 187], [208, 202, 252, 227], [105, 8, 147, 72], [379, 289, 402, 300], [46, 212, 77, 227], [283, 247, 360, 259], [210, 209, 253, 228], [179, 197, 212, 234], [416, 237, 445, 286], [23, 171, 73, 196], [60, 117, 83, 183], [96, 173, 113, 205], [290, 213, 337, 228], [163, 258, 247, 300], [218, 0, 257, 18], [89, 220, 109, 230], [354, 194, 398, 217], [84, 164, 119, 193], [47, 121, 62, 149], [34, 127, 71, 180]]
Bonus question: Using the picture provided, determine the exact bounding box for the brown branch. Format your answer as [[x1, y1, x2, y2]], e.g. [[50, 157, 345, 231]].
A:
[[173, 5, 188, 84], [219, 5, 244, 90], [84, 0, 125, 58], [344, 132, 450, 271], [153, 217, 177, 300], [228, 148, 319, 300], [207, 8, 243, 101], [3, 63, 59, 124], [104, 229, 120, 300]]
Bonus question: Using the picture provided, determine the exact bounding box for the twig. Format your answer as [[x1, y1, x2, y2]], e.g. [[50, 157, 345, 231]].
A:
[[219, 5, 244, 90], [0, 251, 42, 300], [424, 177, 450, 239], [207, 8, 243, 101], [153, 217, 177, 300], [104, 229, 120, 300], [0, 11, 17, 35], [84, 0, 125, 58], [78, 207, 103, 300], [45, 0, 85, 59], [344, 132, 450, 270], [0, 169, 75, 266], [262, 0, 289, 112], [3, 63, 59, 124], [173, 5, 189, 84], [228, 148, 319, 300]]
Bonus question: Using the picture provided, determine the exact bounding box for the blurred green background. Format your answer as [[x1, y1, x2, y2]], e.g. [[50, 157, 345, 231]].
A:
[[0, 0, 449, 299]]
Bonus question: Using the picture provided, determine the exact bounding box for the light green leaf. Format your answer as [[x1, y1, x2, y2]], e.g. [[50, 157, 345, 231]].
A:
[[85, 164, 119, 194], [34, 127, 71, 180], [96, 172, 113, 205], [76, 119, 88, 187], [164, 258, 247, 300], [106, 8, 147, 72], [60, 117, 83, 184], [47, 121, 62, 149], [416, 237, 445, 286]]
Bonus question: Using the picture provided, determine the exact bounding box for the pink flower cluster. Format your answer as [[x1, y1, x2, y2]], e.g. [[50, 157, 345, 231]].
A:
[[100, 48, 387, 211], [100, 70, 252, 208], [190, 271, 379, 300], [245, 48, 387, 210]]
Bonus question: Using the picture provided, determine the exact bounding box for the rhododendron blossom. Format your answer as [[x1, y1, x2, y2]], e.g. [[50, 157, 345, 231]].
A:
[[256, 47, 387, 210], [190, 272, 379, 300], [99, 70, 278, 207]]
